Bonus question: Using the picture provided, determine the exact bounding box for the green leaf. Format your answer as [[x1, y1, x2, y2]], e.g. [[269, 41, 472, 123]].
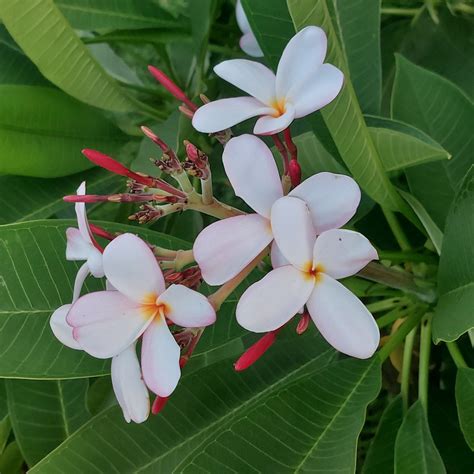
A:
[[391, 55, 474, 228], [0, 85, 128, 178], [31, 352, 381, 473], [287, 0, 415, 223], [362, 395, 403, 474], [0, 0, 133, 112], [330, 0, 381, 115], [433, 167, 474, 343], [455, 368, 474, 450], [56, 0, 180, 30], [0, 441, 24, 474], [365, 116, 450, 172], [394, 400, 446, 474], [0, 381, 10, 455], [6, 379, 90, 466]]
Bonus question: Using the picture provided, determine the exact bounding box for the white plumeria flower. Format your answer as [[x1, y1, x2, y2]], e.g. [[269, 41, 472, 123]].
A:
[[236, 0, 263, 57], [192, 26, 343, 135], [67, 233, 216, 397], [237, 196, 380, 359], [193, 134, 360, 285]]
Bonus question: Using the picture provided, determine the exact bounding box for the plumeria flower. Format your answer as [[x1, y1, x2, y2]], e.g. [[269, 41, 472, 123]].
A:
[[192, 26, 343, 135], [193, 134, 360, 285], [237, 196, 380, 359], [67, 233, 216, 397], [236, 0, 263, 57]]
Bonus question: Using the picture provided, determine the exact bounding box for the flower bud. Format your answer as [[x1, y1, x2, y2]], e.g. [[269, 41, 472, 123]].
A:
[[234, 330, 279, 371], [151, 396, 168, 415], [288, 159, 301, 187]]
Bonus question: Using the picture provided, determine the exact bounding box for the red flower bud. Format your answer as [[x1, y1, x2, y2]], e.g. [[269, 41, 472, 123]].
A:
[[234, 329, 280, 371], [296, 312, 311, 335], [151, 396, 168, 415], [288, 159, 301, 187]]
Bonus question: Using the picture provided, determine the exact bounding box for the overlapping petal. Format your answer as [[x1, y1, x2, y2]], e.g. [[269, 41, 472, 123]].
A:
[[50, 304, 81, 350], [66, 227, 91, 261], [290, 172, 361, 234], [103, 233, 165, 303], [270, 241, 290, 269], [271, 196, 316, 271], [236, 0, 251, 33], [75, 182, 93, 245], [67, 291, 153, 358], [240, 32, 264, 58], [111, 344, 150, 423], [307, 274, 379, 359], [214, 60, 275, 105], [253, 103, 295, 135], [158, 284, 216, 327], [192, 97, 272, 133], [313, 229, 378, 279], [223, 135, 282, 218], [237, 265, 314, 332], [193, 214, 273, 286], [141, 316, 181, 397]]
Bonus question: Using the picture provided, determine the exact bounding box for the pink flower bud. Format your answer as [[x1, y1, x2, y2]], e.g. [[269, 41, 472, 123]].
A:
[[296, 312, 310, 335], [288, 159, 301, 187], [234, 329, 280, 371], [151, 396, 168, 415], [184, 140, 199, 162]]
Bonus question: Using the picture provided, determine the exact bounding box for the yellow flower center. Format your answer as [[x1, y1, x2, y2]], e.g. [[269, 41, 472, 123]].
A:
[[302, 262, 325, 283], [140, 292, 169, 319], [271, 98, 287, 117]]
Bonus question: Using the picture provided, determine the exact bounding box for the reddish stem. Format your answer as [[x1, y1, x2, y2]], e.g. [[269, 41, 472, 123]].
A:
[[283, 127, 298, 161], [89, 224, 115, 241], [272, 134, 289, 174]]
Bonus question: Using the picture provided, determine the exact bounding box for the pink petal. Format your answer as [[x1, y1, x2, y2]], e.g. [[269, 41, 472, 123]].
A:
[[103, 233, 165, 303], [158, 284, 216, 328], [236, 265, 314, 332], [67, 291, 152, 359], [193, 214, 273, 286], [66, 227, 92, 261], [112, 344, 150, 424], [223, 135, 282, 218], [307, 274, 379, 359], [270, 196, 316, 271], [50, 304, 81, 350], [240, 32, 264, 58], [253, 104, 295, 135], [290, 172, 361, 234], [192, 97, 272, 133], [214, 60, 275, 105], [313, 229, 378, 279], [276, 26, 327, 99], [141, 316, 181, 397]]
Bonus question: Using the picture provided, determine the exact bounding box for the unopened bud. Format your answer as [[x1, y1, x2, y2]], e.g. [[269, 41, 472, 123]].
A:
[[199, 93, 210, 104], [234, 329, 280, 371], [129, 204, 163, 224], [296, 312, 310, 335], [179, 105, 194, 119], [288, 159, 301, 187], [151, 396, 168, 415]]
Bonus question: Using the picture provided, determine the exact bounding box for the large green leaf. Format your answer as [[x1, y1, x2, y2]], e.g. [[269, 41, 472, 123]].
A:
[[391, 55, 474, 228], [6, 379, 90, 466], [56, 0, 180, 30], [455, 368, 474, 450], [394, 401, 446, 474], [0, 85, 128, 178], [0, 168, 122, 225], [330, 0, 381, 115], [362, 396, 403, 474], [433, 167, 474, 343], [32, 352, 381, 473], [287, 0, 415, 223], [0, 0, 133, 112]]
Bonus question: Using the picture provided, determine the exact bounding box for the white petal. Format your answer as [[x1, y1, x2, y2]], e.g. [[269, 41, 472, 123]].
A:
[[112, 344, 150, 424], [307, 275, 379, 359], [50, 304, 81, 350], [237, 265, 314, 332], [158, 284, 216, 328], [103, 233, 165, 303], [141, 316, 181, 397], [193, 214, 273, 286], [253, 104, 295, 135], [276, 26, 327, 99], [223, 135, 282, 218], [72, 262, 90, 302], [192, 97, 272, 133], [75, 182, 93, 245], [66, 227, 92, 261], [86, 247, 104, 278], [240, 32, 264, 58], [67, 291, 152, 359], [290, 63, 344, 118], [214, 60, 275, 105], [290, 172, 361, 234], [313, 229, 378, 279], [270, 196, 316, 271], [270, 241, 290, 269], [236, 0, 251, 33]]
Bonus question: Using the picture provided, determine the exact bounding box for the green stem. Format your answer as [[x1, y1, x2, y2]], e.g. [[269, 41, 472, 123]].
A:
[[376, 305, 412, 329], [418, 314, 432, 412], [381, 7, 420, 16], [382, 207, 411, 251], [446, 341, 468, 369], [378, 250, 437, 264], [401, 326, 417, 414], [367, 297, 407, 313]]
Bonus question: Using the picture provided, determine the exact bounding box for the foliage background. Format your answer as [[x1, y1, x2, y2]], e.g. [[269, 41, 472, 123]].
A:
[[0, 0, 473, 472]]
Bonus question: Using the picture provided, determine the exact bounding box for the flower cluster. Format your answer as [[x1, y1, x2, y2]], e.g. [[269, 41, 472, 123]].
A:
[[51, 25, 379, 424]]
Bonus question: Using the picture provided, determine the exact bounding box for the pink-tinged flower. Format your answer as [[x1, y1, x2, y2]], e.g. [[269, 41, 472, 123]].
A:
[[236, 0, 263, 58], [192, 26, 343, 135], [193, 134, 360, 285], [112, 343, 150, 423], [237, 196, 380, 359], [67, 233, 216, 397]]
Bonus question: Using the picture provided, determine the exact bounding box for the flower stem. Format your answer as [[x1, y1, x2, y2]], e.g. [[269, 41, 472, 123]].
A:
[[401, 325, 417, 414], [366, 297, 408, 313], [187, 195, 244, 219], [272, 134, 289, 174], [378, 250, 437, 264], [376, 305, 412, 329], [446, 341, 468, 369], [200, 172, 214, 205], [418, 314, 432, 412], [382, 207, 411, 251]]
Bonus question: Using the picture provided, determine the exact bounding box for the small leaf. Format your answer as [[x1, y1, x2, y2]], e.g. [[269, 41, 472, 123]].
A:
[[455, 368, 474, 450], [0, 441, 24, 474]]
